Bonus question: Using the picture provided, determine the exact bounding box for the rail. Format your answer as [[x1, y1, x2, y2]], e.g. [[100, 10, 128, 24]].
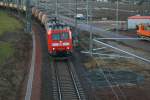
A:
[[51, 60, 86, 100]]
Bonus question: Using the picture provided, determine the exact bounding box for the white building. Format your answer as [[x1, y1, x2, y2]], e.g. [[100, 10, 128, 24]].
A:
[[128, 16, 150, 29]]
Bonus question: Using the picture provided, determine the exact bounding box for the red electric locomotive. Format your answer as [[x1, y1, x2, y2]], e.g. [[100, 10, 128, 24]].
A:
[[46, 22, 73, 55]]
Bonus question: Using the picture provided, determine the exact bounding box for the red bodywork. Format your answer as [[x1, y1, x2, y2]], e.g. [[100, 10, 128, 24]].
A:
[[137, 24, 150, 37], [47, 29, 73, 54]]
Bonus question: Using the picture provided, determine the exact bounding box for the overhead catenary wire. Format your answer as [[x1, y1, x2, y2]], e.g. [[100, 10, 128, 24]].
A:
[[95, 37, 149, 40], [93, 39, 150, 63]]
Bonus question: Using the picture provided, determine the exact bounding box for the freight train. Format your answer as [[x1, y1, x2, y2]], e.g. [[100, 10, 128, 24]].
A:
[[0, 2, 73, 56]]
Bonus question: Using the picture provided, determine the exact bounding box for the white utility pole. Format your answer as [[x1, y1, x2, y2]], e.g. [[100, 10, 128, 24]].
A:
[[116, 0, 119, 33], [86, 0, 93, 55], [55, 0, 58, 17]]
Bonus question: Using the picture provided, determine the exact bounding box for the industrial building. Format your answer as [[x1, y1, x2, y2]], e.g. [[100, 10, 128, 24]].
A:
[[128, 16, 150, 29]]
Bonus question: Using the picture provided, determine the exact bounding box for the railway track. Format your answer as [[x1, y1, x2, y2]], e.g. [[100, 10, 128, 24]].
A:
[[51, 59, 86, 100]]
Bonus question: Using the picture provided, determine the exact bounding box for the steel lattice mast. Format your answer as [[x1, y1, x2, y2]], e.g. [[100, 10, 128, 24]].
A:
[[25, 0, 32, 33]]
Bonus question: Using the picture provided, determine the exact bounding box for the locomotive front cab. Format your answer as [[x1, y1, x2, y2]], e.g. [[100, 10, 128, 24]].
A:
[[47, 24, 73, 55]]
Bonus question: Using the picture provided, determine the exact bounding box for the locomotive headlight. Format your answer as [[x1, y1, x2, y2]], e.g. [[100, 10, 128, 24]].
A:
[[53, 48, 55, 50], [52, 43, 59, 46], [63, 42, 70, 46]]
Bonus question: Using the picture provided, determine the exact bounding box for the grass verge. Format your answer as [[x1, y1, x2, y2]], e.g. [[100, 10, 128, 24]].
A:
[[0, 11, 23, 64], [0, 42, 13, 64], [0, 11, 23, 36]]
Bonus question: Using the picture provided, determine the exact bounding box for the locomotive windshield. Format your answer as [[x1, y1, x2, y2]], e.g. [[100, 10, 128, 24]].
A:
[[61, 32, 69, 40], [145, 26, 150, 31], [52, 32, 69, 40], [52, 34, 60, 40]]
